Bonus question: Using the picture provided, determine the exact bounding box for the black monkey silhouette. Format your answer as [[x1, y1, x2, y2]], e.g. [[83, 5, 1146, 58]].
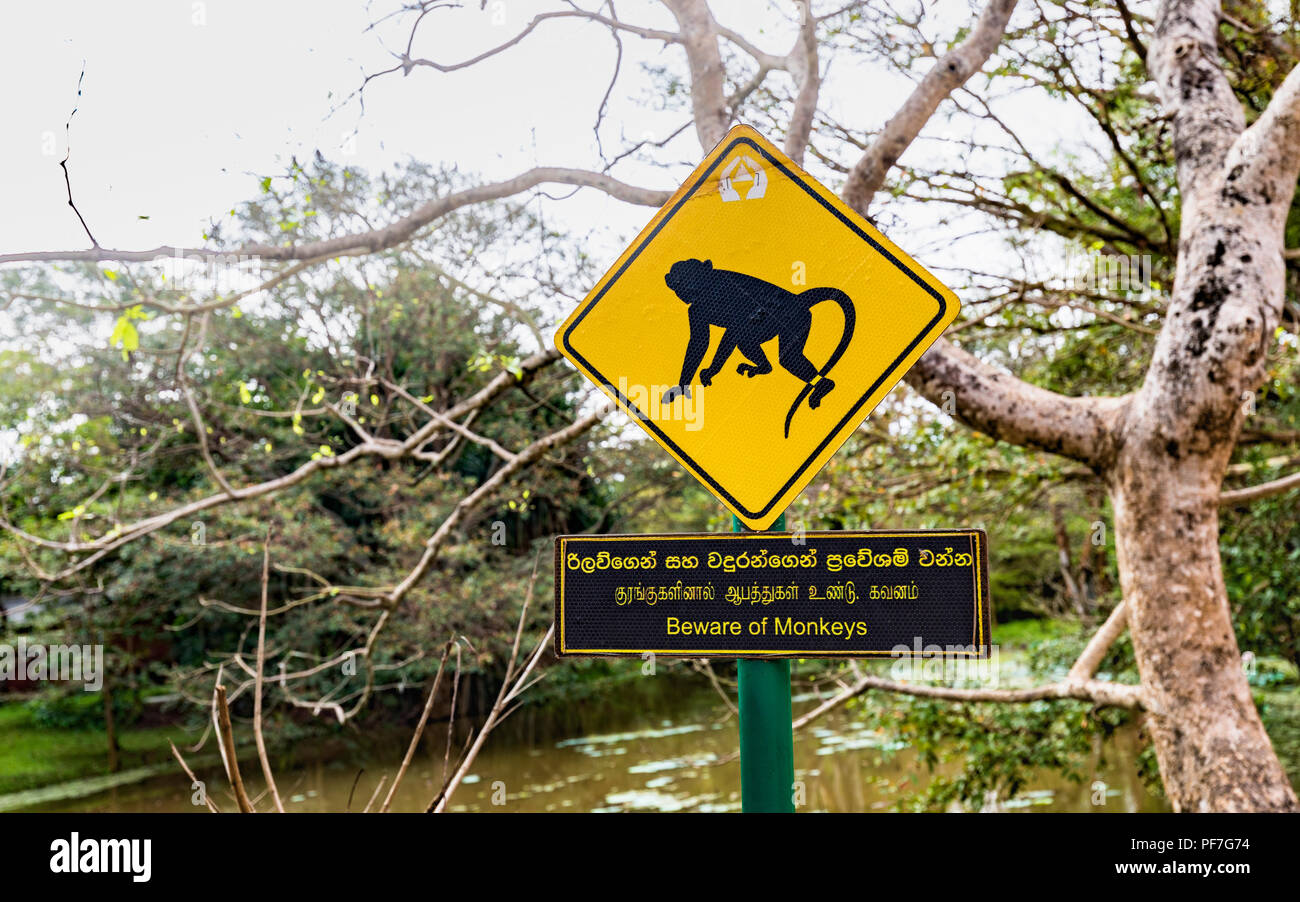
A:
[[659, 258, 856, 437]]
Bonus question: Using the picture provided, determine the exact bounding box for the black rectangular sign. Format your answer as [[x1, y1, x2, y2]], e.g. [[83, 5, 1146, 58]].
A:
[[555, 530, 990, 658]]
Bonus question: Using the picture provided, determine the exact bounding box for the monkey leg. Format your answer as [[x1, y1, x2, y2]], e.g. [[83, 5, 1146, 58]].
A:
[[777, 328, 819, 383], [808, 376, 835, 408], [735, 340, 773, 378], [778, 320, 836, 409], [699, 334, 737, 387]]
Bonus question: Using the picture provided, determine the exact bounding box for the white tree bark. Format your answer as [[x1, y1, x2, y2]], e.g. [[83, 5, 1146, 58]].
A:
[[1104, 0, 1300, 810], [662, 0, 731, 149], [835, 0, 1299, 809]]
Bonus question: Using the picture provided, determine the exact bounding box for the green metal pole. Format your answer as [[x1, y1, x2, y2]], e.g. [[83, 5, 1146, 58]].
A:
[[734, 513, 795, 813]]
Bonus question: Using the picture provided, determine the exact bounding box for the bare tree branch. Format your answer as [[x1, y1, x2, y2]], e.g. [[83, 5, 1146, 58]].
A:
[[1220, 468, 1300, 504], [823, 0, 1124, 468], [904, 338, 1127, 469], [169, 741, 222, 813], [253, 533, 285, 813], [380, 641, 451, 812], [212, 680, 255, 813], [663, 0, 731, 148], [59, 64, 98, 249], [430, 559, 552, 812], [1148, 0, 1245, 212], [841, 0, 1019, 212], [0, 169, 670, 266], [400, 7, 681, 75], [0, 349, 561, 575], [784, 0, 821, 164], [1067, 601, 1129, 682], [385, 408, 602, 608], [1224, 53, 1300, 223], [792, 669, 1145, 732]]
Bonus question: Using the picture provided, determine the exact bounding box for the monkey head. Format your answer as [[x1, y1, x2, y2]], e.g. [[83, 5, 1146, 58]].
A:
[[665, 258, 714, 304]]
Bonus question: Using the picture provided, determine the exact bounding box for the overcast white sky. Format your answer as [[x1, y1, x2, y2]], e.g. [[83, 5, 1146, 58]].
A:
[[0, 1, 1078, 268], [1, 1, 789, 256]]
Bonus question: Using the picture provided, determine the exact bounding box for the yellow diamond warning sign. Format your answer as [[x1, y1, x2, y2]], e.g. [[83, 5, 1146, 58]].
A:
[[556, 125, 960, 529]]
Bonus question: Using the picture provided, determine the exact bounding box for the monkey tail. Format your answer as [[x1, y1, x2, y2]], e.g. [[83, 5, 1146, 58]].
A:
[[783, 288, 856, 438]]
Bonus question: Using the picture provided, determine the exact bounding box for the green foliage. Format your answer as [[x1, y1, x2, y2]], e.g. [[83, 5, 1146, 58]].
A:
[[1223, 493, 1300, 668], [25, 689, 141, 730], [108, 305, 149, 360], [849, 623, 1145, 811], [1024, 615, 1136, 682], [0, 157, 603, 727], [1256, 689, 1300, 787], [1221, 349, 1300, 667], [865, 694, 1130, 811]]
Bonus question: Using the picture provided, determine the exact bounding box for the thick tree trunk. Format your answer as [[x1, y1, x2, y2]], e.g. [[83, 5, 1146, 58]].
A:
[[1095, 0, 1300, 811], [1112, 456, 1295, 810], [1110, 205, 1298, 811]]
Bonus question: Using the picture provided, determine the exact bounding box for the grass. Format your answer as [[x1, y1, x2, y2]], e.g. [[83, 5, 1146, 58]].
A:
[[0, 702, 188, 796], [1257, 687, 1300, 791], [990, 616, 1079, 649]]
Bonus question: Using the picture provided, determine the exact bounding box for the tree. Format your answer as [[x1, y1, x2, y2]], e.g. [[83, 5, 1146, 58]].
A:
[[5, 0, 1300, 810], [1, 160, 604, 722]]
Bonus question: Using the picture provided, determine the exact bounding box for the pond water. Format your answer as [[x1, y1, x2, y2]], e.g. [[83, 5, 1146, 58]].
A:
[[26, 678, 1166, 813]]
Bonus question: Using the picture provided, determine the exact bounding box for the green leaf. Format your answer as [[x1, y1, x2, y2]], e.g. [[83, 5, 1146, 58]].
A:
[[109, 315, 139, 359], [57, 504, 86, 521]]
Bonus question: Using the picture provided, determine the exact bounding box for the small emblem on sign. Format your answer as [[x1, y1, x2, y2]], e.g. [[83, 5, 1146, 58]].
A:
[[718, 154, 767, 201]]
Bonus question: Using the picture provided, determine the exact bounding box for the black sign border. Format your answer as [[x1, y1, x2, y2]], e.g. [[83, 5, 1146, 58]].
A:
[[554, 529, 991, 659], [559, 133, 950, 520]]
